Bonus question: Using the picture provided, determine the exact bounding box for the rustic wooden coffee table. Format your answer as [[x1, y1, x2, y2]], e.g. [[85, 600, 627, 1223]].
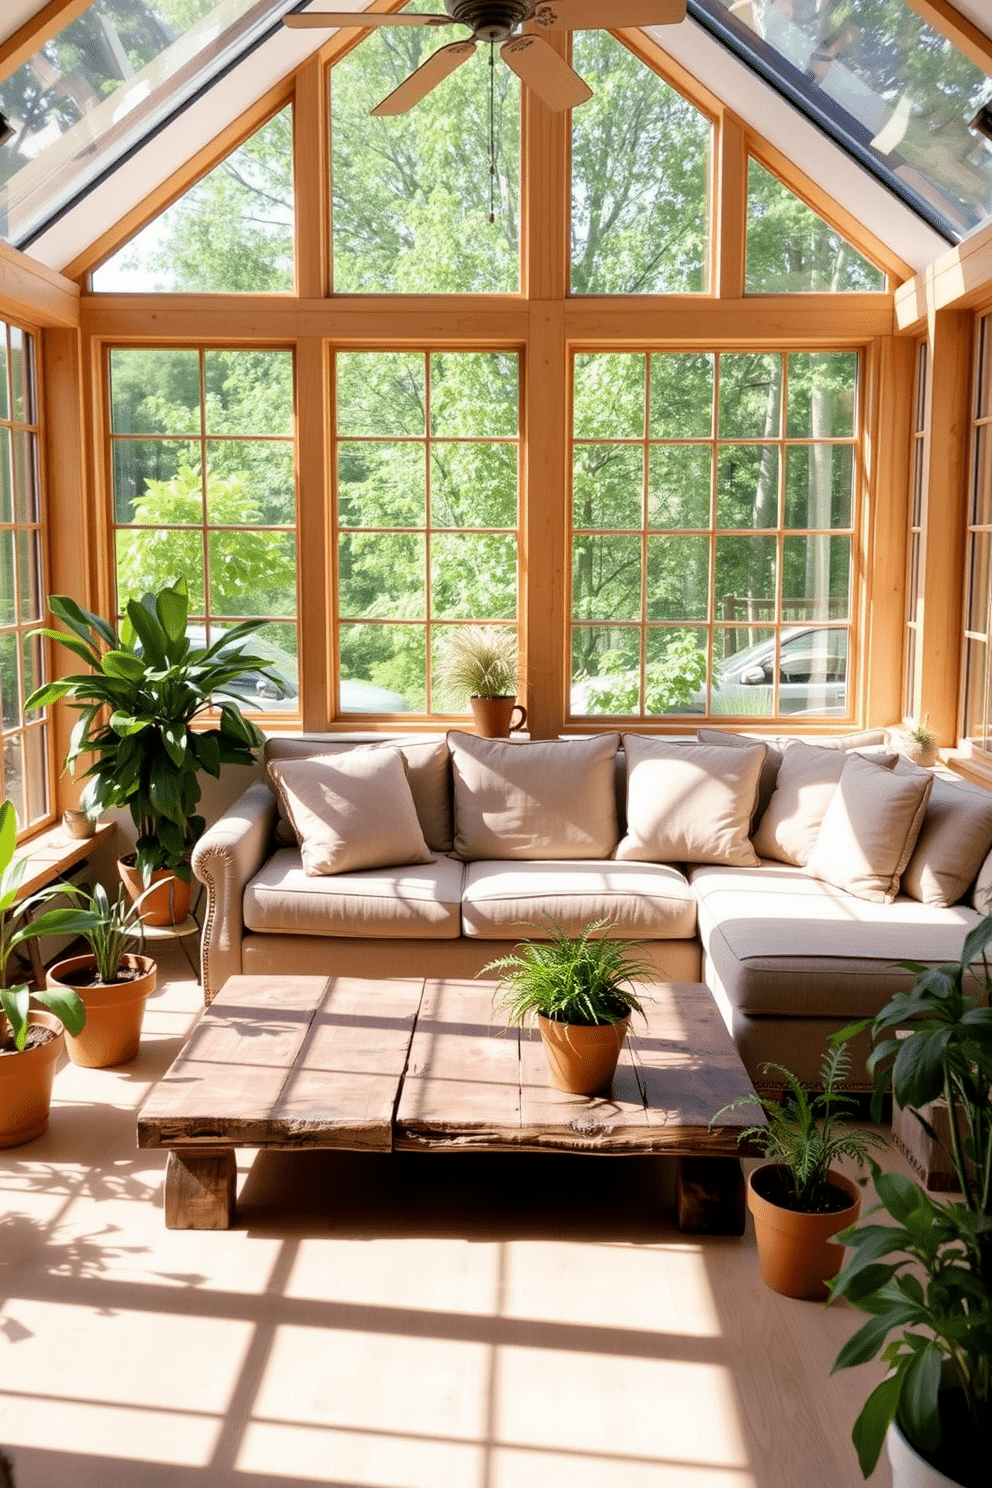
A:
[[137, 974, 763, 1232]]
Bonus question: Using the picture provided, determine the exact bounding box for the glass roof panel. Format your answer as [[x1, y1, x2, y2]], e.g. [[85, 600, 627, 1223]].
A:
[[692, 0, 992, 243], [0, 0, 298, 248]]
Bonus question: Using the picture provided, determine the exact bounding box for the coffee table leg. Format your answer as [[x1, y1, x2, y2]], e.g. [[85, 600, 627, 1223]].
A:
[[165, 1147, 237, 1230], [675, 1156, 746, 1235]]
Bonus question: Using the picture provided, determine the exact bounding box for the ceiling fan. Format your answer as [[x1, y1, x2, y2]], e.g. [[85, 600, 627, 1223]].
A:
[[283, 2, 686, 116]]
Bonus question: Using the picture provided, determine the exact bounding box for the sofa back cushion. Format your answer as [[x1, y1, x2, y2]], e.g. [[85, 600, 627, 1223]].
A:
[[448, 731, 620, 861], [804, 752, 933, 903], [265, 735, 452, 853], [892, 758, 992, 907], [267, 748, 435, 876], [696, 727, 784, 824], [616, 735, 767, 867], [753, 740, 896, 866]]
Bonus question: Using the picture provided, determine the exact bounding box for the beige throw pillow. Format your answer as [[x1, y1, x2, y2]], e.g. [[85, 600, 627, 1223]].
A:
[[449, 731, 620, 861], [805, 752, 933, 903], [753, 740, 896, 867], [894, 758, 992, 907], [267, 749, 434, 877], [616, 735, 767, 867], [696, 727, 784, 825]]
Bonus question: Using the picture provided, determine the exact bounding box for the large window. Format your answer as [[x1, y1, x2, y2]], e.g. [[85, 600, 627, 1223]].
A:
[[963, 314, 992, 756], [109, 347, 298, 713], [0, 321, 48, 828], [335, 351, 519, 715], [571, 349, 858, 720]]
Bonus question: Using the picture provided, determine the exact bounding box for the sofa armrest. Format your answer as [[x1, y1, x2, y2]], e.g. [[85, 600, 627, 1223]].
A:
[[192, 783, 278, 1004]]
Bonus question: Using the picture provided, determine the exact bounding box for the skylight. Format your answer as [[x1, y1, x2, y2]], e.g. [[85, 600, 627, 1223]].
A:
[[0, 0, 300, 248], [691, 0, 992, 243]]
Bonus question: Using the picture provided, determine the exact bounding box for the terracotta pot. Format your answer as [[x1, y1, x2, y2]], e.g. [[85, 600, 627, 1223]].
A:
[[746, 1165, 860, 1300], [118, 858, 192, 926], [470, 695, 527, 738], [537, 1013, 630, 1095], [47, 953, 157, 1068], [0, 1011, 65, 1148]]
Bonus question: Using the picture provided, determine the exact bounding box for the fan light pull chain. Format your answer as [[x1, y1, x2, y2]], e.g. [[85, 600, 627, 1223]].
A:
[[489, 41, 497, 224]]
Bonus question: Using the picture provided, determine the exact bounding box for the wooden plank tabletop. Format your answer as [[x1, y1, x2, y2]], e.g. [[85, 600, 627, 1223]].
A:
[[137, 974, 425, 1152]]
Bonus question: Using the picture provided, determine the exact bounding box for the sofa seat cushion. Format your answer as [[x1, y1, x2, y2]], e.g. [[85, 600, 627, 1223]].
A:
[[461, 859, 696, 940], [690, 861, 980, 1019], [244, 848, 464, 939]]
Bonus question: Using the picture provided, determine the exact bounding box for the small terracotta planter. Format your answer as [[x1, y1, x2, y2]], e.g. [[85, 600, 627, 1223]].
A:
[[470, 695, 527, 738], [47, 953, 157, 1068], [0, 1011, 65, 1148], [538, 1013, 630, 1095], [747, 1164, 860, 1300], [118, 859, 192, 926]]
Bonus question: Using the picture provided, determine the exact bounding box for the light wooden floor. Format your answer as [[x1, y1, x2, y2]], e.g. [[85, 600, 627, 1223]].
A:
[[0, 945, 895, 1488]]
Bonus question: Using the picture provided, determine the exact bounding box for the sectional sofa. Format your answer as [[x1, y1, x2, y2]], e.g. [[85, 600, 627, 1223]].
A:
[[191, 728, 992, 1088]]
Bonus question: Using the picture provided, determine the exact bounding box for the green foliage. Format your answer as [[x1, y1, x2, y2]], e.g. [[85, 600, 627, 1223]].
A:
[[575, 632, 707, 716], [25, 581, 278, 882], [0, 800, 86, 1052], [44, 880, 152, 986], [829, 916, 992, 1478], [746, 161, 884, 293], [484, 918, 650, 1029], [714, 1043, 883, 1213], [438, 626, 518, 699]]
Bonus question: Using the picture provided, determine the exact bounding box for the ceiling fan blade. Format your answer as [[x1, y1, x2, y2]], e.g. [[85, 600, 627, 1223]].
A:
[[500, 35, 592, 111], [528, 0, 686, 29], [283, 11, 451, 28], [371, 40, 477, 115]]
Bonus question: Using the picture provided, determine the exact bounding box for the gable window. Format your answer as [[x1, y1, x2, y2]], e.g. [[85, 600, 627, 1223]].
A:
[[570, 348, 858, 720], [0, 321, 48, 829], [746, 161, 885, 293]]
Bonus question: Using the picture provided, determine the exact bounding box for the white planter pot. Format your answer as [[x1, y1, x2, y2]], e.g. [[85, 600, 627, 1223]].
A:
[[887, 1419, 965, 1488]]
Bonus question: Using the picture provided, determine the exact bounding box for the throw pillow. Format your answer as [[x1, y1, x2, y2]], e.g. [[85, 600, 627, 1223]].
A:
[[753, 740, 896, 867], [448, 731, 620, 861], [894, 758, 992, 907], [805, 752, 933, 903], [615, 735, 767, 867], [696, 727, 784, 825], [266, 748, 434, 876]]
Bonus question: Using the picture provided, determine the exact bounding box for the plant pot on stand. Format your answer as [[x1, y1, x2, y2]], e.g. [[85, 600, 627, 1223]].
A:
[[118, 858, 192, 927], [46, 953, 157, 1068]]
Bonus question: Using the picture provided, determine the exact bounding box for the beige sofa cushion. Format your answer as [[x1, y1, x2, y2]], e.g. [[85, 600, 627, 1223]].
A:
[[267, 749, 434, 876], [244, 848, 464, 939], [616, 735, 766, 867], [449, 731, 620, 861], [267, 736, 453, 853], [461, 859, 697, 940], [696, 727, 784, 824], [893, 759, 992, 907], [753, 740, 896, 867], [805, 752, 933, 903]]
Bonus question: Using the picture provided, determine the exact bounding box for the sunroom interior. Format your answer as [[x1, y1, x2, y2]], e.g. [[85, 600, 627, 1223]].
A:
[[1, 3, 991, 1485]]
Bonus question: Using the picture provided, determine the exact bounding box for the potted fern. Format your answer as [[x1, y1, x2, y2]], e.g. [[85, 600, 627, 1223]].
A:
[[438, 626, 525, 737], [714, 1044, 883, 1300], [483, 918, 649, 1095]]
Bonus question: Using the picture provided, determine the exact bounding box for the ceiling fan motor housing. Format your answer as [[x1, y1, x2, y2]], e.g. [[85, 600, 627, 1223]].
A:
[[445, 0, 532, 42]]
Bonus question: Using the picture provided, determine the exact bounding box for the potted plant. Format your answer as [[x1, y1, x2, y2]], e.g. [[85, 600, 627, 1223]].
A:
[[890, 713, 940, 768], [484, 918, 649, 1095], [44, 881, 158, 1068], [714, 1044, 884, 1300], [439, 626, 525, 738], [829, 916, 992, 1488], [26, 579, 282, 924], [0, 801, 87, 1147]]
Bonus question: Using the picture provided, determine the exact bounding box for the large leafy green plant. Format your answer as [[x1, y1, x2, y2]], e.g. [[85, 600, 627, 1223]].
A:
[[714, 1043, 883, 1213], [829, 916, 992, 1485], [26, 581, 280, 885], [484, 918, 649, 1029], [0, 802, 86, 1053]]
